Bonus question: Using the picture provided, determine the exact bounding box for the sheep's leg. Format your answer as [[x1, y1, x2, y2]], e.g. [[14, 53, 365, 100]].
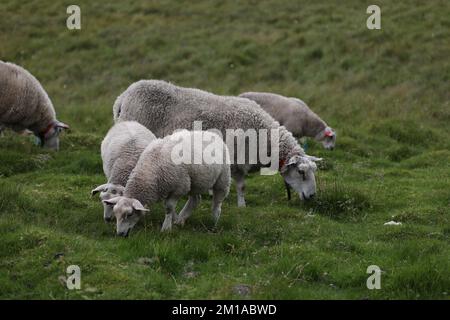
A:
[[211, 189, 227, 225], [234, 173, 246, 208], [212, 170, 230, 224], [161, 197, 178, 232], [175, 195, 201, 226]]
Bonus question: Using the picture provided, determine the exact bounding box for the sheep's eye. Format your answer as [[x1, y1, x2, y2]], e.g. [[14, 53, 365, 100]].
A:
[[298, 170, 305, 179], [111, 190, 117, 195]]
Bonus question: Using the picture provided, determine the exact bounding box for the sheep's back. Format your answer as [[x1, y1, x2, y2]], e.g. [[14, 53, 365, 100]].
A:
[[161, 130, 230, 190], [118, 80, 278, 136], [101, 121, 156, 180], [239, 92, 299, 126], [0, 61, 55, 130]]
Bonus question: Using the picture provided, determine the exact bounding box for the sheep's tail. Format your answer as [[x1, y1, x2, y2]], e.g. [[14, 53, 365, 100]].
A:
[[112, 93, 123, 122]]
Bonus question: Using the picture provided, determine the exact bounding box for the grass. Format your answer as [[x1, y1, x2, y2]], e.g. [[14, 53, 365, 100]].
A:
[[0, 0, 449, 299]]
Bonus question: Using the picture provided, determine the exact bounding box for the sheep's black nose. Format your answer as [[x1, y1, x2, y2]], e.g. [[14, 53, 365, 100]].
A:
[[117, 230, 129, 238], [104, 217, 112, 223], [302, 193, 315, 201]]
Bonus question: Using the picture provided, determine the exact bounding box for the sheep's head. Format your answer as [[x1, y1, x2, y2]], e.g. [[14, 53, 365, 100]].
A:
[[38, 121, 70, 151], [280, 155, 321, 200], [103, 196, 149, 237], [91, 183, 125, 222], [315, 126, 336, 150]]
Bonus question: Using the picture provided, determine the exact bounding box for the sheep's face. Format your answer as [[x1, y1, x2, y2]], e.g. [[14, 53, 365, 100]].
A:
[[40, 121, 70, 151], [316, 127, 336, 150], [42, 133, 60, 151], [103, 197, 149, 237], [91, 184, 125, 222], [281, 155, 321, 200]]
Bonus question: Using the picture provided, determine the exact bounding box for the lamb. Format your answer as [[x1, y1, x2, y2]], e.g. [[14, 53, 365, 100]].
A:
[[114, 80, 322, 207], [239, 92, 336, 150], [0, 61, 69, 150], [91, 121, 156, 222], [103, 130, 231, 236]]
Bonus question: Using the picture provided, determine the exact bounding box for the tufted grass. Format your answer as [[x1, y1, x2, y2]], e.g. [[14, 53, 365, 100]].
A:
[[0, 0, 449, 299]]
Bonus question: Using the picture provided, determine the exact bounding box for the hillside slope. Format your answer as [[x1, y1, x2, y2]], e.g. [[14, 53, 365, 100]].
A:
[[0, 0, 449, 299]]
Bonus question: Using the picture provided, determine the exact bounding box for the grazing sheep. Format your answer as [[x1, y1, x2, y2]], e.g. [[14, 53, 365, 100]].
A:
[[91, 121, 156, 222], [114, 80, 321, 207], [239, 92, 336, 150], [104, 130, 231, 236], [0, 61, 69, 150]]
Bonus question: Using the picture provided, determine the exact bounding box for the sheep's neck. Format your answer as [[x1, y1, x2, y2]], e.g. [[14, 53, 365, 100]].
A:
[[303, 118, 327, 138], [28, 95, 57, 134], [278, 126, 305, 162], [125, 180, 160, 207]]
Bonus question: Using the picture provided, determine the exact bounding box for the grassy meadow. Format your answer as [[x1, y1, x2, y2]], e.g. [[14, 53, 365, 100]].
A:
[[0, 0, 449, 299]]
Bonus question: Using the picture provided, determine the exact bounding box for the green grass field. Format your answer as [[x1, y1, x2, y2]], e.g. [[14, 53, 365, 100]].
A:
[[0, 0, 449, 299]]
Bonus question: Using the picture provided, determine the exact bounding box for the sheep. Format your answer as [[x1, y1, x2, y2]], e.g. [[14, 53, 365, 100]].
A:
[[91, 121, 156, 222], [103, 129, 231, 236], [114, 80, 322, 207], [0, 61, 69, 150], [239, 92, 336, 150]]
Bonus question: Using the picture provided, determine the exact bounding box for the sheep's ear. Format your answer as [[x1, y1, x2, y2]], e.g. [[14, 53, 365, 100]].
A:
[[91, 184, 109, 196], [103, 197, 121, 206], [287, 155, 301, 166], [305, 155, 323, 162], [324, 127, 335, 137], [55, 121, 70, 130], [132, 200, 149, 213], [280, 156, 300, 173]]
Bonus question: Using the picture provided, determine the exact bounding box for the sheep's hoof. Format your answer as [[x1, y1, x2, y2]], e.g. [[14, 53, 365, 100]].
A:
[[160, 224, 172, 232], [161, 217, 173, 232], [237, 202, 246, 208]]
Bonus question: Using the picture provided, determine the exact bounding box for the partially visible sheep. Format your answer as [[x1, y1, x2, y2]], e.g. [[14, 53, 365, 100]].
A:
[[239, 92, 336, 150], [104, 130, 231, 236], [0, 61, 69, 150], [91, 121, 156, 221], [114, 80, 321, 207]]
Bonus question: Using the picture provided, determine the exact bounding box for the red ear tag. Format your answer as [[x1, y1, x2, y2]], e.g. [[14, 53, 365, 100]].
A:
[[324, 130, 333, 137], [41, 123, 55, 139], [279, 159, 286, 172]]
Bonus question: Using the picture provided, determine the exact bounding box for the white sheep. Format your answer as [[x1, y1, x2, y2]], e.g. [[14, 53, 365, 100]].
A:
[[239, 92, 336, 150], [0, 61, 69, 150], [104, 130, 231, 236], [91, 121, 156, 221], [114, 80, 321, 207]]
